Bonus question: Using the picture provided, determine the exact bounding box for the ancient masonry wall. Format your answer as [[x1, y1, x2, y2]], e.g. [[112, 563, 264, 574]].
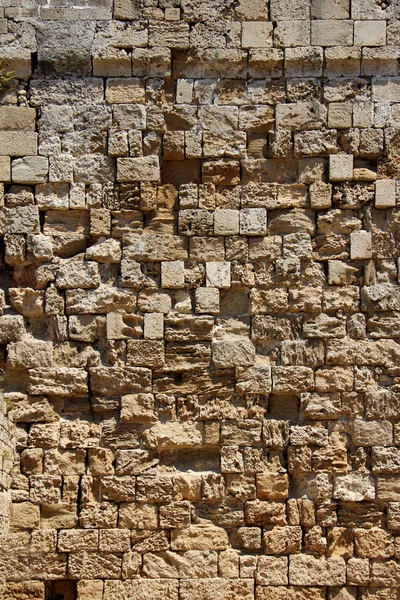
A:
[[1, 0, 400, 598]]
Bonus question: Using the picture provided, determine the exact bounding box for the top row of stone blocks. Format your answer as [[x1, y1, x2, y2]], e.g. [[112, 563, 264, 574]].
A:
[[114, 0, 400, 22]]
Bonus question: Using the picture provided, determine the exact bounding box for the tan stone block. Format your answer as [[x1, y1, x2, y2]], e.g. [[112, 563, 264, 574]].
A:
[[375, 179, 396, 208], [161, 260, 185, 288], [10, 502, 40, 531], [329, 155, 353, 182], [354, 527, 394, 558], [0, 155, 10, 182], [171, 525, 229, 551], [289, 555, 346, 586], [77, 580, 103, 600], [0, 132, 37, 156], [256, 472, 289, 500], [242, 22, 273, 48]]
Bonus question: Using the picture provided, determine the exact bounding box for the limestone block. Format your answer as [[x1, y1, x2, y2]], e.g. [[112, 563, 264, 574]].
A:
[[270, 0, 310, 20], [10, 502, 40, 531], [311, 20, 354, 46], [352, 420, 393, 446], [127, 340, 165, 367], [325, 47, 361, 77], [354, 20, 386, 46], [289, 555, 346, 586], [142, 421, 203, 450], [90, 366, 151, 395], [333, 473, 375, 501], [0, 315, 25, 343], [77, 580, 103, 600], [144, 313, 164, 339], [242, 22, 273, 48], [388, 503, 400, 530], [375, 179, 396, 208], [256, 556, 289, 585], [285, 47, 324, 77], [136, 476, 173, 503], [132, 47, 171, 78], [310, 182, 332, 210], [195, 287, 219, 314], [148, 21, 189, 48], [248, 48, 284, 78], [28, 368, 88, 397], [56, 260, 100, 289], [329, 155, 353, 182], [143, 550, 217, 579], [124, 233, 188, 262], [354, 527, 394, 558], [0, 155, 10, 183], [0, 107, 36, 131], [350, 231, 372, 260], [206, 261, 231, 288], [256, 472, 289, 500], [239, 106, 274, 132], [86, 239, 121, 263], [275, 20, 310, 47], [7, 340, 53, 370], [161, 260, 185, 288], [0, 132, 38, 156], [171, 525, 229, 551], [240, 208, 267, 236], [212, 338, 256, 368], [12, 157, 48, 184], [372, 444, 400, 475], [276, 102, 327, 131], [120, 394, 155, 423], [328, 103, 353, 129], [311, 0, 350, 19], [214, 209, 240, 236], [117, 157, 160, 182], [263, 526, 302, 554]]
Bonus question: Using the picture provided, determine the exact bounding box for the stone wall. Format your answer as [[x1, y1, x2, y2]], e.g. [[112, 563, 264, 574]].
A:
[[1, 0, 400, 598]]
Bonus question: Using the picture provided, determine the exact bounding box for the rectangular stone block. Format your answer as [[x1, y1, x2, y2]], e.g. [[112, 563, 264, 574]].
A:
[[289, 555, 346, 586], [0, 132, 37, 156], [117, 156, 160, 182]]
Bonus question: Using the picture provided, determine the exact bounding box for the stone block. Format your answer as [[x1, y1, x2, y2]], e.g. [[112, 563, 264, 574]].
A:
[[161, 260, 185, 288], [195, 287, 220, 314], [350, 231, 373, 260], [214, 209, 240, 236], [212, 338, 256, 368], [12, 157, 48, 184], [144, 313, 164, 339], [240, 208, 267, 236], [275, 20, 310, 47], [352, 420, 393, 446], [311, 20, 354, 46], [270, 0, 310, 20], [375, 179, 396, 208], [256, 556, 289, 585], [328, 103, 353, 129], [0, 155, 10, 182], [206, 261, 231, 288], [333, 473, 376, 501], [289, 555, 346, 586], [311, 0, 350, 19], [0, 132, 37, 156], [242, 22, 273, 48], [329, 155, 353, 182], [117, 156, 160, 182], [354, 20, 386, 46]]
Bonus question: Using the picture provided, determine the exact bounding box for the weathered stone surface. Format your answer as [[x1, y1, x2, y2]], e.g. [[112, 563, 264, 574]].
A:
[[0, 3, 399, 596]]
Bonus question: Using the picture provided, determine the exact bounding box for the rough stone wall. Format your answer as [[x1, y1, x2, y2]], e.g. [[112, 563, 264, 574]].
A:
[[1, 0, 400, 598]]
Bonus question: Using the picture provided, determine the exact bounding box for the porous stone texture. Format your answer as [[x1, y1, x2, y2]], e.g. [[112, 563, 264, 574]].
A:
[[0, 0, 400, 598]]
